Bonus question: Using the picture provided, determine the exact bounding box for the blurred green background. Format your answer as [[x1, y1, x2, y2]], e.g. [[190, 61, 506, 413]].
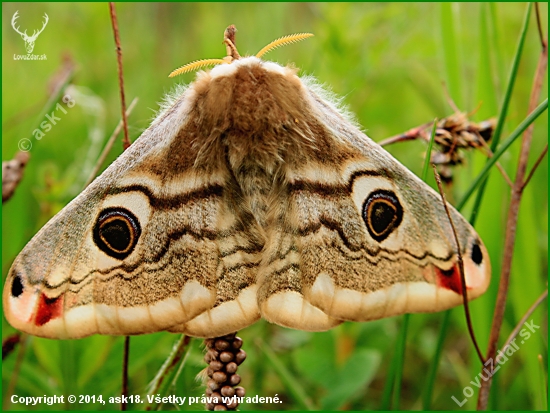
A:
[[2, 2, 547, 410]]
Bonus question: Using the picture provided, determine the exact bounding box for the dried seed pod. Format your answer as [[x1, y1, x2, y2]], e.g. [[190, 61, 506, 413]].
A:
[[203, 331, 246, 411], [220, 351, 234, 363], [221, 386, 235, 397], [215, 339, 230, 351], [207, 379, 220, 391], [379, 111, 496, 183], [235, 386, 245, 397], [235, 349, 246, 365], [229, 374, 241, 386], [226, 362, 238, 374], [232, 337, 243, 350], [212, 371, 227, 383], [210, 360, 224, 371], [223, 332, 237, 340]]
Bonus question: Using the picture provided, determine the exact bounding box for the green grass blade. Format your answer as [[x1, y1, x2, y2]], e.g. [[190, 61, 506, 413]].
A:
[[29, 74, 75, 150], [476, 3, 499, 119], [380, 345, 397, 409], [421, 119, 438, 182], [391, 314, 410, 409], [422, 310, 451, 409], [382, 120, 438, 410], [468, 2, 533, 224], [538, 354, 548, 410], [144, 335, 192, 411], [441, 3, 462, 108], [488, 3, 506, 93], [256, 337, 316, 411], [60, 341, 76, 403], [457, 98, 548, 210], [416, 119, 443, 410]]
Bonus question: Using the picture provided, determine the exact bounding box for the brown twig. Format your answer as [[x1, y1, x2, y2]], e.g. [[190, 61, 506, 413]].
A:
[[535, 3, 545, 48], [2, 333, 28, 410], [477, 137, 514, 188], [84, 97, 138, 188], [523, 144, 548, 188], [537, 354, 547, 400], [2, 333, 21, 360], [432, 165, 485, 363], [378, 133, 419, 147], [2, 151, 30, 203], [501, 289, 547, 352], [109, 2, 131, 150], [442, 81, 461, 113], [477, 10, 548, 410], [108, 5, 132, 408], [520, 25, 547, 191]]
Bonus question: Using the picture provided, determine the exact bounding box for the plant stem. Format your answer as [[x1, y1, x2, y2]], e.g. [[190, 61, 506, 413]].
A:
[[109, 2, 131, 150], [477, 5, 547, 407]]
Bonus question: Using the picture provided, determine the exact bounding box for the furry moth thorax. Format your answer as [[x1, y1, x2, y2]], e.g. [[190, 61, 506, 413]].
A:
[[4, 29, 491, 339]]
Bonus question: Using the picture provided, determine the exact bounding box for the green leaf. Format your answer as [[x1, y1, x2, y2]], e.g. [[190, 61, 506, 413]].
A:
[[292, 331, 336, 387], [321, 349, 381, 410]]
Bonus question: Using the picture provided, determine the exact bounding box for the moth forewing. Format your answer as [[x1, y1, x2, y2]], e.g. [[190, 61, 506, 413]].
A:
[[4, 40, 490, 340]]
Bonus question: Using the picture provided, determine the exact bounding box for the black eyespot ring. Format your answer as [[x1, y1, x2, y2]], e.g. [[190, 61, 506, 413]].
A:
[[362, 189, 403, 242], [93, 207, 141, 260]]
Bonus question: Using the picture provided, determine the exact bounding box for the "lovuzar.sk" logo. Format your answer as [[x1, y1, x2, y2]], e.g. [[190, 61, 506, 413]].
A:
[[11, 10, 48, 60]]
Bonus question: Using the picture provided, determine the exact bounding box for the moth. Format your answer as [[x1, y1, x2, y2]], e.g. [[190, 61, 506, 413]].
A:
[[3, 28, 490, 340]]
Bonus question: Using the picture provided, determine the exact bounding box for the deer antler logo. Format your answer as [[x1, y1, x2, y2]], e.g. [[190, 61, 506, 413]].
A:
[[11, 11, 49, 54]]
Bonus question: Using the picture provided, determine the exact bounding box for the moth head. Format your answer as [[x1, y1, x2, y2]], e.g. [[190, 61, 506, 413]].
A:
[[168, 25, 313, 77]]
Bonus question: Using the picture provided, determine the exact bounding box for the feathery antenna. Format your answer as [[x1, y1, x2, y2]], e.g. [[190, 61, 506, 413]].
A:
[[255, 33, 314, 58], [169, 27, 314, 77], [169, 59, 227, 78]]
